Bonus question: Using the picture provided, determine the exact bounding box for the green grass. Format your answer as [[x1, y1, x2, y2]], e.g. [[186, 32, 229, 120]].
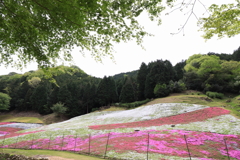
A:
[[102, 106, 126, 112], [1, 149, 104, 160], [0, 115, 43, 124]]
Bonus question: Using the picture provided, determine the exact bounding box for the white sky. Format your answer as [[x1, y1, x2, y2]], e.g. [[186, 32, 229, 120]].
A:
[[0, 1, 239, 78]]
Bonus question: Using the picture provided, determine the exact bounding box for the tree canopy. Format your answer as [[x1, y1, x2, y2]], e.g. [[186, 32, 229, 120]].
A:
[[0, 0, 239, 68], [0, 0, 164, 68], [184, 53, 240, 92], [198, 1, 240, 39]]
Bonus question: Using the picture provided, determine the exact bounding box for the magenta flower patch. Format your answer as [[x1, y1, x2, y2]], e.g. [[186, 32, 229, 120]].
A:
[[3, 130, 240, 159], [0, 122, 13, 125], [0, 127, 23, 135]]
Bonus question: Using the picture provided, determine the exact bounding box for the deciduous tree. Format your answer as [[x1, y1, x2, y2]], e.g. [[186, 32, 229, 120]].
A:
[[0, 0, 164, 68], [1, 0, 239, 68]]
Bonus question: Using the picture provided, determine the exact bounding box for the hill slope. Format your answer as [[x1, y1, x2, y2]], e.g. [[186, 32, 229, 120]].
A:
[[1, 100, 240, 159]]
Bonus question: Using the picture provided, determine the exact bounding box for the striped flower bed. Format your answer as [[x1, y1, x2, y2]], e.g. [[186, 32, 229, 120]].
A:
[[0, 104, 239, 160]]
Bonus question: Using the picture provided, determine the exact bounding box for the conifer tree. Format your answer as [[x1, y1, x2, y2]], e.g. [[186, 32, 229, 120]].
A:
[[137, 62, 148, 100]]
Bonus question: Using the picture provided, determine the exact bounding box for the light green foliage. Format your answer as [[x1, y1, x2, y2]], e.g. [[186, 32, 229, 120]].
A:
[[206, 91, 224, 99], [51, 102, 67, 116], [184, 54, 221, 75], [154, 83, 169, 97], [26, 70, 45, 80], [197, 57, 221, 76], [199, 1, 240, 39], [221, 61, 240, 76], [0, 92, 11, 110], [0, 0, 164, 68], [28, 77, 41, 88], [183, 54, 240, 92]]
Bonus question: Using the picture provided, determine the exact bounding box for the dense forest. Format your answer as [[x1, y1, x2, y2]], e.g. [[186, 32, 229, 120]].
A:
[[0, 46, 240, 118]]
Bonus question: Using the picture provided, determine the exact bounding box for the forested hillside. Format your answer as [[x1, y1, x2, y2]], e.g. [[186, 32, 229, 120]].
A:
[[0, 46, 240, 118]]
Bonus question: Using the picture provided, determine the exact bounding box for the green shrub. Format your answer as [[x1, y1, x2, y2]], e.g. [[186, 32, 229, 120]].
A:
[[51, 102, 67, 117], [206, 91, 224, 99], [154, 83, 169, 98]]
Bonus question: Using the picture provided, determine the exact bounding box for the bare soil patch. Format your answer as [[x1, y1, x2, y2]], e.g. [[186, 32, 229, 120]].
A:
[[42, 156, 75, 160]]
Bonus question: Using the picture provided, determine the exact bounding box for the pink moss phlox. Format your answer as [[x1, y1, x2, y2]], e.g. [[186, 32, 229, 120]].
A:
[[2, 128, 240, 159], [0, 127, 23, 135], [0, 131, 9, 135], [0, 130, 44, 140], [89, 107, 230, 130], [0, 122, 13, 125], [200, 150, 210, 155]]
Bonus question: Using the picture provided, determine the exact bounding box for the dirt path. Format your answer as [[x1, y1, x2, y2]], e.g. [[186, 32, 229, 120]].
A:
[[33, 155, 75, 160], [48, 156, 75, 160]]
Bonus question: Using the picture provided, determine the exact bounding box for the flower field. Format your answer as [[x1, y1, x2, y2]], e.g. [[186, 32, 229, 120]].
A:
[[0, 103, 240, 160]]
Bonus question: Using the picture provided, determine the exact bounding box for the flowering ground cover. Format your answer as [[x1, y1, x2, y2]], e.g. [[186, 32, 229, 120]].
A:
[[1, 130, 240, 159], [0, 103, 240, 160], [0, 127, 23, 135], [0, 122, 13, 125], [89, 107, 230, 130]]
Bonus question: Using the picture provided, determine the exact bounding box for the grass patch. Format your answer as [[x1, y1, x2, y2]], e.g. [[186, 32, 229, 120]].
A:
[[0, 115, 43, 124], [1, 149, 104, 160], [102, 106, 127, 112]]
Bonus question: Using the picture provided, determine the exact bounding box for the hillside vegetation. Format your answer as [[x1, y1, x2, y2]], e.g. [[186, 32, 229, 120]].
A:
[[1, 47, 240, 120]]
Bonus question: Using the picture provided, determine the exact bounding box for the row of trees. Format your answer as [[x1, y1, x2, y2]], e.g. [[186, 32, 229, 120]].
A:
[[0, 66, 101, 117], [1, 46, 240, 117], [0, 59, 185, 116]]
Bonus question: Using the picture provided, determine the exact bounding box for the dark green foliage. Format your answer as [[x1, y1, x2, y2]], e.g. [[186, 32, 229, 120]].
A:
[[183, 72, 203, 90], [115, 79, 124, 98], [83, 83, 97, 113], [144, 73, 156, 98], [30, 82, 50, 114], [137, 62, 148, 100], [113, 70, 138, 81], [207, 52, 232, 61], [119, 76, 137, 103], [96, 76, 118, 106], [174, 60, 186, 81], [120, 83, 135, 103], [232, 47, 240, 61], [206, 91, 224, 99], [144, 59, 175, 98]]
